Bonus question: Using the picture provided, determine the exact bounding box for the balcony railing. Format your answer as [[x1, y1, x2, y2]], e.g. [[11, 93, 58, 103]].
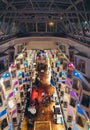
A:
[[67, 34, 90, 47]]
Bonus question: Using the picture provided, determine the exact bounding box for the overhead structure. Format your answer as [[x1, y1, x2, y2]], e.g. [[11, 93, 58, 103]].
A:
[[0, 0, 90, 35]]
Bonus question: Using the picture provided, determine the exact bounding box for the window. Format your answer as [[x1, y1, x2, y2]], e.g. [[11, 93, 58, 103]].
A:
[[1, 118, 8, 130], [65, 87, 70, 94], [9, 51, 14, 62], [0, 95, 3, 106], [63, 62, 67, 70], [11, 70, 16, 78], [60, 91, 64, 97], [20, 92, 24, 97], [75, 58, 85, 73], [16, 63, 20, 70], [67, 115, 73, 122], [17, 103, 21, 110], [81, 94, 90, 107], [78, 59, 85, 73], [69, 50, 74, 62], [63, 101, 68, 108], [72, 78, 79, 90], [67, 69, 73, 78], [19, 79, 22, 85], [12, 118, 17, 124], [70, 98, 76, 107], [4, 80, 11, 90]]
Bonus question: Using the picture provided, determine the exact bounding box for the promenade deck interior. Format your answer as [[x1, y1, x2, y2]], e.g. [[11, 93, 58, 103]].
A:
[[22, 58, 64, 130]]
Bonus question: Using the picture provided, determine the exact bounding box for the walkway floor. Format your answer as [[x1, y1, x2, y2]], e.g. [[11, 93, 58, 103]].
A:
[[21, 60, 64, 130]]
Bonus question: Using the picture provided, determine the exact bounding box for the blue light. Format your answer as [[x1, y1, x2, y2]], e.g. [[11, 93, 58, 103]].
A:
[[56, 61, 60, 67], [77, 105, 85, 116], [62, 71, 66, 77], [0, 108, 7, 117], [23, 61, 28, 66], [73, 71, 81, 78], [88, 125, 90, 130], [18, 72, 22, 77], [2, 72, 10, 79], [22, 79, 27, 83], [77, 103, 80, 107]]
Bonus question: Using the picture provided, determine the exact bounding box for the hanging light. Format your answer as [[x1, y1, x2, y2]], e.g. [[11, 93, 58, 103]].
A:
[[49, 21, 54, 26]]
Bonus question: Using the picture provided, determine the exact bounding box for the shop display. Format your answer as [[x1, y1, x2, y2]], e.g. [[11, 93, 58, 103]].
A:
[[76, 115, 86, 127], [70, 98, 76, 107], [1, 118, 8, 130], [67, 115, 73, 122], [11, 70, 16, 78], [4, 80, 11, 90]]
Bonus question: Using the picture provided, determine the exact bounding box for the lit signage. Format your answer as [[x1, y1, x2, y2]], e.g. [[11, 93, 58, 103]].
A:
[[73, 71, 82, 78], [0, 108, 7, 117], [8, 100, 15, 109], [56, 61, 60, 66], [12, 109, 17, 116], [14, 80, 18, 86], [22, 79, 27, 83], [8, 92, 14, 98], [18, 72, 22, 77], [2, 72, 10, 79], [68, 63, 75, 70], [23, 61, 28, 66], [10, 64, 16, 68]]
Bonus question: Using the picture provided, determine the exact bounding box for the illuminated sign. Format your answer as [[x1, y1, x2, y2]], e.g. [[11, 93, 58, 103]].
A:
[[23, 61, 28, 66], [18, 72, 22, 77], [2, 72, 10, 79], [8, 92, 14, 98], [12, 109, 17, 116], [14, 80, 18, 86], [8, 100, 15, 109], [10, 64, 16, 68], [0, 108, 7, 117]]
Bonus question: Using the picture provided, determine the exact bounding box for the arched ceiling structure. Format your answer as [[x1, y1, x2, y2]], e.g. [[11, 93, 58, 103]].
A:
[[0, 0, 90, 35]]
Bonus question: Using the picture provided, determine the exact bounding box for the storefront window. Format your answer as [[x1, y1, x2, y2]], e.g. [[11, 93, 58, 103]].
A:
[[72, 78, 79, 90], [78, 59, 85, 73], [81, 94, 90, 107], [69, 50, 74, 62], [11, 70, 16, 78], [1, 118, 8, 130], [18, 78, 22, 85], [75, 58, 85, 74], [16, 63, 20, 70], [70, 98, 76, 107], [4, 80, 11, 90], [12, 117, 17, 124], [0, 95, 3, 106], [67, 115, 73, 122], [76, 115, 86, 127], [9, 51, 14, 62], [67, 69, 73, 78], [65, 87, 70, 94]]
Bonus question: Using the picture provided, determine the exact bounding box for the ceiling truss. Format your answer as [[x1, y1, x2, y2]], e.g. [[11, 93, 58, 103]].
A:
[[0, 0, 89, 34]]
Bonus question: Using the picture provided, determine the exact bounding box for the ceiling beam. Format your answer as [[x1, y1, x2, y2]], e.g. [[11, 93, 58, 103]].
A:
[[12, 0, 71, 4], [1, 0, 17, 10], [0, 9, 89, 14], [66, 0, 83, 11]]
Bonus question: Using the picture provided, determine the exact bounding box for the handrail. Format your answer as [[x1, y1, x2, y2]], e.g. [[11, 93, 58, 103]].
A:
[[67, 34, 90, 47]]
